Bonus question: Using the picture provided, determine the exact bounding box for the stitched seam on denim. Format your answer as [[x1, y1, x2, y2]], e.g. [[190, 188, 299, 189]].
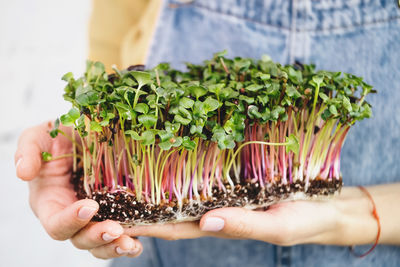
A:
[[297, 15, 400, 33], [190, 2, 291, 31], [179, 2, 400, 33]]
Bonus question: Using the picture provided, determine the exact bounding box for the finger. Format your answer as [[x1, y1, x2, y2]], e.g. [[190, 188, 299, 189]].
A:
[[71, 220, 124, 250], [124, 221, 208, 241], [39, 198, 99, 241], [15, 121, 71, 180], [199, 207, 284, 242], [90, 235, 142, 259], [15, 123, 51, 180]]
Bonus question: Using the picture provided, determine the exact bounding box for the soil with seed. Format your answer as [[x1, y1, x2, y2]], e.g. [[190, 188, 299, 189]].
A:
[[72, 172, 342, 225]]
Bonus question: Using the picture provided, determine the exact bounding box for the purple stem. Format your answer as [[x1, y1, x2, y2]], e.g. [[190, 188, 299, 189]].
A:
[[288, 153, 293, 183]]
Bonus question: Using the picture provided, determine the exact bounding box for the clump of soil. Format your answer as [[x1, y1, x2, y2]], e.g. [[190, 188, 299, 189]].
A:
[[72, 171, 342, 225]]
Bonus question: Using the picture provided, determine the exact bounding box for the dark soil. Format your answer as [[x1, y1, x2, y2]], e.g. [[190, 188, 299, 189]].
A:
[[72, 172, 342, 225]]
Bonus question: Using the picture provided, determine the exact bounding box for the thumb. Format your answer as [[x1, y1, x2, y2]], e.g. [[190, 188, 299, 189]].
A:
[[199, 207, 278, 240], [39, 199, 99, 241]]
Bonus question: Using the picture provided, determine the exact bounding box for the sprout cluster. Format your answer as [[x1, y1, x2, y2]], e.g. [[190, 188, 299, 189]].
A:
[[49, 51, 374, 206]]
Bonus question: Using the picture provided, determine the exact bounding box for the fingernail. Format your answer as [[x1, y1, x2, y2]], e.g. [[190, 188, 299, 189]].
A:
[[128, 247, 140, 255], [201, 217, 225, 232], [15, 158, 22, 169], [78, 206, 97, 220], [102, 233, 120, 242], [116, 246, 129, 255]]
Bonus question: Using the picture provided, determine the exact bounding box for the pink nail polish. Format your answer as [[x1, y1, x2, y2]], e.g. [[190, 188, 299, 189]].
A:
[[78, 206, 97, 220], [116, 247, 129, 255], [102, 233, 120, 241], [201, 217, 225, 232], [15, 158, 22, 168]]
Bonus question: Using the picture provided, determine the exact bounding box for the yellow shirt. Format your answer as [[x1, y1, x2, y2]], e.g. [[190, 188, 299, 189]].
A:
[[88, 0, 162, 72]]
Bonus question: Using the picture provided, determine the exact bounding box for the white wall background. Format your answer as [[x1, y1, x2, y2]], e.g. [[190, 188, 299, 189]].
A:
[[0, 1, 110, 266]]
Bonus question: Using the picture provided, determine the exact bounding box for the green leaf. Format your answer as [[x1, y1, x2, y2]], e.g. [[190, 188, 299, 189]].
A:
[[213, 50, 228, 58], [178, 106, 192, 120], [266, 83, 280, 97], [93, 61, 105, 76], [158, 141, 173, 150], [239, 95, 254, 104], [124, 89, 135, 107], [257, 73, 271, 81], [50, 118, 60, 138], [321, 108, 331, 121], [234, 58, 251, 72], [329, 105, 338, 116], [190, 124, 203, 135], [215, 134, 235, 150], [68, 108, 80, 121], [76, 91, 99, 106], [159, 135, 182, 150], [287, 67, 303, 84], [132, 71, 152, 88], [138, 114, 158, 129], [246, 84, 263, 92], [182, 136, 196, 150], [257, 94, 269, 105], [179, 97, 195, 109], [360, 104, 372, 119], [60, 114, 75, 126], [134, 103, 150, 114], [61, 72, 74, 83], [247, 105, 262, 119], [115, 102, 136, 120], [312, 75, 324, 87], [271, 106, 285, 120], [165, 121, 181, 133], [259, 60, 278, 76], [41, 152, 53, 162], [203, 97, 220, 113], [125, 130, 141, 140], [171, 136, 182, 147], [261, 54, 272, 62], [342, 97, 352, 112], [158, 130, 174, 142], [319, 92, 329, 102], [99, 113, 115, 126], [174, 114, 191, 125], [90, 121, 103, 132], [141, 130, 155, 145], [286, 85, 301, 99], [207, 83, 225, 95], [188, 85, 207, 99], [285, 134, 299, 154]]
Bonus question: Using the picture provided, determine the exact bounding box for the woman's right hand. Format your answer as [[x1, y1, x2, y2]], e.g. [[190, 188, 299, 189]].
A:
[[14, 121, 143, 259]]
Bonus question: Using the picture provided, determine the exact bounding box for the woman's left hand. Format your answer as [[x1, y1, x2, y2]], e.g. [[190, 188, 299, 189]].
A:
[[123, 187, 380, 246]]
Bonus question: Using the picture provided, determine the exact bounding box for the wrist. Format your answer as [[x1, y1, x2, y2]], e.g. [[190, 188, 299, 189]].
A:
[[332, 186, 378, 246]]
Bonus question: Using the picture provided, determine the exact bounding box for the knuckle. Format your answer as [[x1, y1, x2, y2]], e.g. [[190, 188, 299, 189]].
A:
[[70, 238, 88, 250], [47, 228, 67, 241], [164, 224, 179, 241], [90, 250, 109, 260], [44, 218, 69, 241]]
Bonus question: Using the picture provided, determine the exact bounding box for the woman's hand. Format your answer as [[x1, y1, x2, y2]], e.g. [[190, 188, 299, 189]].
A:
[[15, 121, 143, 259], [124, 187, 384, 246], [15, 121, 399, 252]]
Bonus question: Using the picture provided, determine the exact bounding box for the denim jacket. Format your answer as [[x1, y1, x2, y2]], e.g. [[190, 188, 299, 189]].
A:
[[113, 0, 400, 266]]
